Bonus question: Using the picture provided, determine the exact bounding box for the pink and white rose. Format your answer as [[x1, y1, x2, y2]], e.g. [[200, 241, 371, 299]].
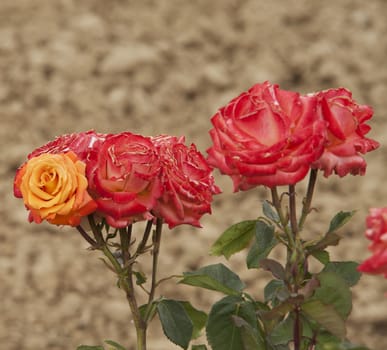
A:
[[152, 135, 220, 228]]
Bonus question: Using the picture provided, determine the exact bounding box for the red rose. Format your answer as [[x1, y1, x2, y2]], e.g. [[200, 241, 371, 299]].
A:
[[28, 130, 106, 162], [87, 132, 162, 228], [358, 243, 387, 278], [311, 88, 379, 177], [364, 207, 387, 244], [358, 208, 387, 278], [152, 135, 220, 228], [207, 81, 326, 190]]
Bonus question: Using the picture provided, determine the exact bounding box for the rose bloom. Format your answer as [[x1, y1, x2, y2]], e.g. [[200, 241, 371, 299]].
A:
[[152, 135, 221, 228], [311, 88, 379, 177], [364, 207, 387, 244], [358, 243, 387, 278], [28, 130, 106, 162], [14, 152, 97, 226], [87, 132, 162, 228], [358, 208, 387, 278], [207, 81, 326, 190]]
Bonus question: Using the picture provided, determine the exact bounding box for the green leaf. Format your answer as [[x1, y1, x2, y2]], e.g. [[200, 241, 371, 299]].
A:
[[316, 332, 371, 350], [191, 346, 208, 350], [339, 344, 370, 350], [247, 221, 277, 269], [210, 220, 257, 259], [233, 315, 265, 349], [206, 295, 262, 350], [327, 211, 355, 234], [269, 315, 313, 346], [133, 271, 147, 285], [302, 299, 346, 339], [307, 233, 341, 253], [271, 345, 290, 350], [299, 277, 320, 299], [77, 346, 104, 350], [180, 263, 245, 295], [313, 271, 352, 319], [261, 300, 295, 323], [258, 259, 286, 280], [264, 280, 288, 303], [157, 299, 193, 349], [269, 316, 293, 346], [179, 301, 207, 339], [263, 200, 280, 222], [139, 301, 159, 323], [310, 250, 330, 265], [253, 300, 270, 311], [104, 340, 126, 350], [322, 261, 361, 287]]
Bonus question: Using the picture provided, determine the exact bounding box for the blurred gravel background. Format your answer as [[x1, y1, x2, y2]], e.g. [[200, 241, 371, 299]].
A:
[[1, 1, 387, 349]]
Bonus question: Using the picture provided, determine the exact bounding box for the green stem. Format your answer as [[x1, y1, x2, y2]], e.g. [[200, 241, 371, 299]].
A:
[[102, 241, 147, 349], [118, 226, 148, 348], [101, 244, 125, 278], [298, 169, 318, 231], [76, 225, 97, 246], [271, 187, 294, 247], [119, 226, 131, 265], [270, 187, 287, 227], [309, 330, 319, 350], [287, 185, 303, 350], [294, 306, 301, 350], [144, 218, 163, 323], [88, 217, 147, 350], [135, 220, 153, 256], [288, 184, 298, 239], [155, 274, 183, 288], [125, 264, 147, 350], [88, 215, 104, 245]]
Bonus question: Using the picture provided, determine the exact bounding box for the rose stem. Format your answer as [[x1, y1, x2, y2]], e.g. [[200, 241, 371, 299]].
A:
[[119, 224, 149, 349], [76, 225, 97, 247], [87, 214, 104, 245], [97, 224, 146, 349], [119, 225, 131, 265], [135, 220, 153, 256], [288, 184, 303, 350], [288, 184, 298, 238], [298, 169, 318, 231], [144, 217, 163, 323], [271, 187, 294, 247], [101, 241, 147, 349], [294, 306, 302, 350], [292, 170, 318, 350], [87, 215, 147, 349]]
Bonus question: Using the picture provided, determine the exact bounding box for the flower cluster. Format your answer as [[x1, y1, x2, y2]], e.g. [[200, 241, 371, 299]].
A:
[[358, 208, 387, 278], [14, 131, 220, 228], [207, 81, 379, 190]]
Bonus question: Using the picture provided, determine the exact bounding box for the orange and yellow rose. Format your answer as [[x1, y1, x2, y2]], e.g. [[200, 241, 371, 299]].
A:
[[14, 151, 97, 226]]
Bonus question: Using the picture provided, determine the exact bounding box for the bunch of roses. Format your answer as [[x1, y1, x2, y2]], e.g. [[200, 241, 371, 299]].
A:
[[358, 208, 387, 278], [207, 81, 379, 190], [14, 131, 220, 229], [14, 81, 379, 229]]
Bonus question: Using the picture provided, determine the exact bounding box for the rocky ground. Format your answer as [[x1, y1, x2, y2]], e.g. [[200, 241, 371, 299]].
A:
[[1, 1, 387, 349]]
